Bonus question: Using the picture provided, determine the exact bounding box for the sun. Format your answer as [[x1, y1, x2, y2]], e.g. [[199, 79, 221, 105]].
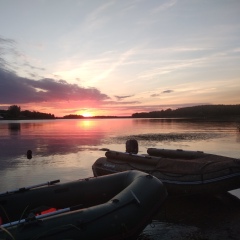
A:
[[82, 112, 93, 117], [76, 109, 95, 117]]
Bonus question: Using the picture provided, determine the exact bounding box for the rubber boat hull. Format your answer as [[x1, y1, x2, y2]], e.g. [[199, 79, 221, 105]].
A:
[[0, 170, 167, 240], [92, 148, 240, 196]]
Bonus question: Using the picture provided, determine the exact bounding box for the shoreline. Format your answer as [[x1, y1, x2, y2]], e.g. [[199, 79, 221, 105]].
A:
[[146, 192, 240, 239]]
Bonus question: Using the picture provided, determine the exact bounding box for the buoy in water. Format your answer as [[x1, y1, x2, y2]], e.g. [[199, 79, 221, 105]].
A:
[[126, 139, 138, 154], [27, 150, 32, 159]]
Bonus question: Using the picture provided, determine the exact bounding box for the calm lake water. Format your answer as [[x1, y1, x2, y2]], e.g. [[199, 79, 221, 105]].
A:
[[1, 118, 240, 239]]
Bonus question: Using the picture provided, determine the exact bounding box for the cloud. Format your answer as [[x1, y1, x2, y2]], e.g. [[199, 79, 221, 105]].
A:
[[114, 95, 134, 101], [0, 36, 15, 44], [104, 100, 140, 105], [0, 36, 16, 68], [23, 62, 45, 71], [83, 1, 115, 31], [153, 0, 177, 13], [150, 90, 173, 97], [0, 67, 110, 104], [53, 47, 138, 87], [0, 36, 110, 106], [89, 48, 138, 85], [0, 35, 45, 80], [162, 90, 174, 94], [150, 94, 160, 97]]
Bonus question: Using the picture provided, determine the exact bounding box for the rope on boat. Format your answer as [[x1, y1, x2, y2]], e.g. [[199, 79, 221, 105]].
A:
[[0, 226, 15, 240], [106, 158, 240, 184], [1, 205, 83, 229], [0, 180, 60, 196]]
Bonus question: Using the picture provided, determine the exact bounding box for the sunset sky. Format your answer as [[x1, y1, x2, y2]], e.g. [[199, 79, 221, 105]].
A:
[[0, 0, 240, 117]]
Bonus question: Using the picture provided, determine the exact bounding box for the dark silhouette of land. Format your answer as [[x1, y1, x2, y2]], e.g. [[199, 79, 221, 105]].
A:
[[132, 104, 240, 120], [62, 114, 120, 119], [0, 104, 240, 120], [0, 105, 55, 120]]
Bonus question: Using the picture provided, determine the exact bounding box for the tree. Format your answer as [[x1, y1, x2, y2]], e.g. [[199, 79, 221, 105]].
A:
[[8, 105, 21, 118]]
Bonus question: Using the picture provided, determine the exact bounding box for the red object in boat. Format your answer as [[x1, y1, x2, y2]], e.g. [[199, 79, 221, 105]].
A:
[[36, 208, 57, 216]]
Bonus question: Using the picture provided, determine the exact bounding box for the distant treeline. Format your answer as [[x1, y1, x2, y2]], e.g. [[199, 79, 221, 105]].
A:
[[20, 110, 55, 119], [63, 114, 84, 119], [1, 104, 240, 120], [132, 105, 240, 119], [62, 114, 120, 119], [0, 105, 55, 119]]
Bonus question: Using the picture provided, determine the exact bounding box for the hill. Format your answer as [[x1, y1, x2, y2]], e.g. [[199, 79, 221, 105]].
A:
[[132, 104, 240, 119]]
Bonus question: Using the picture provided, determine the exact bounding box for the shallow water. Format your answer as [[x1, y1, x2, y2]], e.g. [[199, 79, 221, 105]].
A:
[[0, 118, 240, 239]]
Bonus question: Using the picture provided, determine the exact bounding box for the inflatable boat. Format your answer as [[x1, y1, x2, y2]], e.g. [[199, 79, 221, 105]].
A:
[[92, 147, 240, 196], [0, 170, 167, 240]]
